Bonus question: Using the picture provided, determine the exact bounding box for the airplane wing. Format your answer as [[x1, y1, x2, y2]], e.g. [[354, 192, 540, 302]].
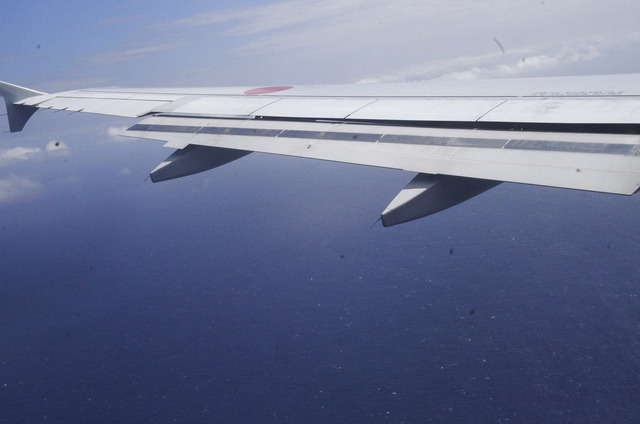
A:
[[2, 74, 640, 226]]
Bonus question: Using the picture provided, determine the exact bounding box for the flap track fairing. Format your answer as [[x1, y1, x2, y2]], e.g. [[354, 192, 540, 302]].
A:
[[381, 173, 501, 226], [150, 145, 250, 182]]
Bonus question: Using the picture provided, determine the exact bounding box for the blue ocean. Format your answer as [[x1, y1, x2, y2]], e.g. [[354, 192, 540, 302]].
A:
[[1, 141, 639, 423]]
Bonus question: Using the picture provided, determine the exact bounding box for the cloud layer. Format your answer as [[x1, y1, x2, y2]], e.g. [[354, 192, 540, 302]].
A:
[[0, 174, 42, 203], [0, 141, 70, 203], [357, 33, 640, 83], [0, 141, 69, 168], [0, 147, 42, 166], [17, 0, 636, 88]]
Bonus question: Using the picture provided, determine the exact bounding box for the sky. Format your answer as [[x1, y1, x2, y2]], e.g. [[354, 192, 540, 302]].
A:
[[2, 1, 640, 423]]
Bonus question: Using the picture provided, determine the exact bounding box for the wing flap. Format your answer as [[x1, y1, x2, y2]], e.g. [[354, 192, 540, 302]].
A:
[[124, 116, 640, 195]]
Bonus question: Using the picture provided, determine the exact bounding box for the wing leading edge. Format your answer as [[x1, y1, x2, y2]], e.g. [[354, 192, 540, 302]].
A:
[[2, 75, 640, 226]]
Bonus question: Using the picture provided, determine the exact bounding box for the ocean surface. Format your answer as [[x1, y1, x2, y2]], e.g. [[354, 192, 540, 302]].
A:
[[1, 140, 639, 423]]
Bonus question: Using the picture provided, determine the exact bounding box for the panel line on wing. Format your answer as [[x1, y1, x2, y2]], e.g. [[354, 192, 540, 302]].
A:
[[474, 99, 509, 121]]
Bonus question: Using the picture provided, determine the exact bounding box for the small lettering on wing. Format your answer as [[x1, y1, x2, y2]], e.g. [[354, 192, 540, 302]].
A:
[[531, 91, 624, 96]]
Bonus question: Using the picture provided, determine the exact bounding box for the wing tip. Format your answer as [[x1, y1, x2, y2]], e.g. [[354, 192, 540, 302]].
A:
[[0, 81, 46, 132]]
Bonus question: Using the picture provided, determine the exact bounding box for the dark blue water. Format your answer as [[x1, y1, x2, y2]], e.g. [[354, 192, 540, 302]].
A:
[[2, 147, 639, 423]]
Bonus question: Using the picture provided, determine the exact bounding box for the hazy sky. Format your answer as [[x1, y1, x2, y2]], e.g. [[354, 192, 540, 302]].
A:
[[2, 0, 640, 91]]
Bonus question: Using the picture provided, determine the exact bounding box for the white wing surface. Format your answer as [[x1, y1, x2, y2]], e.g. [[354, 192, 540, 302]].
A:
[[2, 74, 640, 226]]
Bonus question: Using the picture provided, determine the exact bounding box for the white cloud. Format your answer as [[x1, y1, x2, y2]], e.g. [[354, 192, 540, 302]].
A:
[[0, 175, 42, 203], [0, 147, 42, 167], [106, 126, 134, 142], [133, 0, 640, 85], [165, 0, 460, 56], [160, 0, 637, 59], [0, 141, 76, 203], [162, 0, 369, 35], [107, 126, 124, 137], [86, 42, 181, 65], [357, 33, 640, 83], [28, 0, 634, 88], [43, 76, 110, 93], [436, 48, 598, 81], [0, 141, 71, 168]]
